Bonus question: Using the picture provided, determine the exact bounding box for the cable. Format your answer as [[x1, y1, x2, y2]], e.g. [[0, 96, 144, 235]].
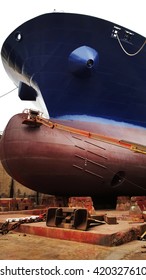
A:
[[109, 166, 146, 192], [117, 34, 146, 56], [0, 87, 18, 98]]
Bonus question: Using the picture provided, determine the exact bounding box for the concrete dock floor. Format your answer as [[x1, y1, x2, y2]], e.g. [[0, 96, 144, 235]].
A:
[[0, 209, 146, 260], [0, 231, 146, 260]]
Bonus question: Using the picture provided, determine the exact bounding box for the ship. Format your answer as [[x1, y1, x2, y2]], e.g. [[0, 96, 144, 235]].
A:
[[0, 12, 146, 201]]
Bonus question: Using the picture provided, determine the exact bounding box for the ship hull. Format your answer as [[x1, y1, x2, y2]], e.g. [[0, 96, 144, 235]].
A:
[[1, 12, 146, 126], [1, 13, 146, 198], [1, 113, 146, 197]]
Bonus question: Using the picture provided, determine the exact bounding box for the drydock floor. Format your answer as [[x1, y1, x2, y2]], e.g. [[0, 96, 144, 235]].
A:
[[0, 209, 146, 258], [1, 209, 146, 260]]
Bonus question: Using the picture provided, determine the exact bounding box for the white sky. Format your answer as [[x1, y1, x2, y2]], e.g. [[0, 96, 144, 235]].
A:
[[0, 0, 146, 131]]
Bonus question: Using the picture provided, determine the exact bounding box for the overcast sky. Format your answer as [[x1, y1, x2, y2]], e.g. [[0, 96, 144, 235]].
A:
[[0, 0, 146, 131]]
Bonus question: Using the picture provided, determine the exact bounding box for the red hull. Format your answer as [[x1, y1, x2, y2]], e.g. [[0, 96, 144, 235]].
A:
[[1, 113, 146, 197]]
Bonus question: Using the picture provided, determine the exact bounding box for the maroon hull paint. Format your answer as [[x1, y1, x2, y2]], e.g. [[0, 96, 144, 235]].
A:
[[1, 113, 146, 197]]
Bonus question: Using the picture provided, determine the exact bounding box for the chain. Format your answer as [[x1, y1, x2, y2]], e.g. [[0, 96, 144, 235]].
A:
[[0, 221, 9, 235], [0, 213, 46, 235]]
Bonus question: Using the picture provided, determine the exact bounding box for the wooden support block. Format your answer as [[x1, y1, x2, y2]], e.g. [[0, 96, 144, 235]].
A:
[[104, 216, 117, 224]]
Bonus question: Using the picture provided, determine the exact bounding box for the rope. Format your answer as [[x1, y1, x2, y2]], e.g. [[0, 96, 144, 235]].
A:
[[0, 87, 18, 98], [117, 34, 146, 56]]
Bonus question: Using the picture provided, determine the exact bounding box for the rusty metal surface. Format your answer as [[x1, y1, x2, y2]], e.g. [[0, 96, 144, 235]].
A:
[[46, 207, 105, 231], [1, 113, 146, 197]]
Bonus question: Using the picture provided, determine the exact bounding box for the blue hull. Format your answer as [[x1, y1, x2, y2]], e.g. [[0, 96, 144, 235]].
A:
[[1, 12, 146, 127]]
